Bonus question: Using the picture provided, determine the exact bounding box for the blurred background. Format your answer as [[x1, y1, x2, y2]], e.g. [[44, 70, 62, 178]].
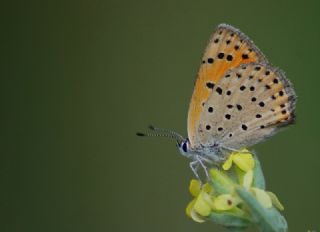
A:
[[2, 0, 319, 231]]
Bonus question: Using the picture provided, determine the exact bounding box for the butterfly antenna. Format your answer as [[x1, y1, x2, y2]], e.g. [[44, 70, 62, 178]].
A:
[[136, 125, 185, 144]]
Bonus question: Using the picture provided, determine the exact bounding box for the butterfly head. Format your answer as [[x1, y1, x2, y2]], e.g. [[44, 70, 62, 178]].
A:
[[177, 138, 194, 158]]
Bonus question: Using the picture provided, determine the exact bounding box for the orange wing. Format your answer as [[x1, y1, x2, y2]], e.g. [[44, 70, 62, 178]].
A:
[[187, 24, 267, 147]]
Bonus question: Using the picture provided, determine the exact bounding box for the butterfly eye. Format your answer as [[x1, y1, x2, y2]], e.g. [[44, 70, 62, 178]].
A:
[[182, 141, 188, 153]]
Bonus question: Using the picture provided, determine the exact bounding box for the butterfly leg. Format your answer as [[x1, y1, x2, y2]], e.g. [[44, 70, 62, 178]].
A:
[[189, 160, 201, 181], [198, 155, 214, 164], [196, 155, 210, 181]]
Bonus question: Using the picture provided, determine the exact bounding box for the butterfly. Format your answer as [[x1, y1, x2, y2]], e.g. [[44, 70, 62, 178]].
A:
[[137, 24, 296, 179]]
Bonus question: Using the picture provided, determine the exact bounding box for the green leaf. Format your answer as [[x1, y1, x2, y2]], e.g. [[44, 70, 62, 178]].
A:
[[252, 154, 266, 190], [236, 187, 288, 232], [208, 211, 251, 228]]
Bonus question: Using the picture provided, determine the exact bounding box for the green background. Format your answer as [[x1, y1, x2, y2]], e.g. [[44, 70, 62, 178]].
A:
[[2, 0, 319, 231]]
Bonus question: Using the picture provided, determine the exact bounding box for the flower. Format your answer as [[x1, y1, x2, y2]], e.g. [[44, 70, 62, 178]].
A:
[[222, 148, 255, 172], [186, 179, 240, 222], [185, 150, 286, 231], [186, 179, 214, 222], [243, 170, 273, 209]]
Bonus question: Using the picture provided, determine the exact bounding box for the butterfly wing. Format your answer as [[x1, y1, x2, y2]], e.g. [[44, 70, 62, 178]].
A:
[[187, 24, 267, 147], [197, 63, 296, 150]]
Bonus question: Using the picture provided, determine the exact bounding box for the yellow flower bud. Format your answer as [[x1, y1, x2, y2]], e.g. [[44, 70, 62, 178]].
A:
[[222, 149, 255, 172], [189, 179, 201, 197], [210, 168, 235, 193], [251, 187, 272, 208], [212, 194, 239, 211], [232, 153, 255, 172], [267, 191, 284, 211], [243, 170, 253, 190], [222, 154, 234, 170], [194, 192, 214, 216]]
